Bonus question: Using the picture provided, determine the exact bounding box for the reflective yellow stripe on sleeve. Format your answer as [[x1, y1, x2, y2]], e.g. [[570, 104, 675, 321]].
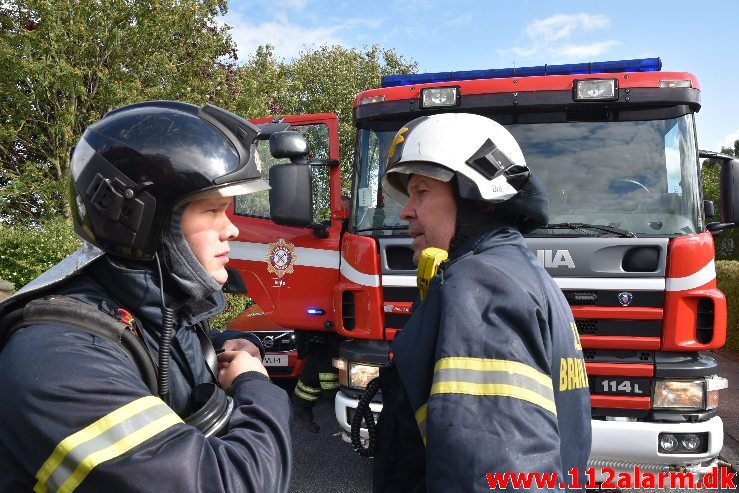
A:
[[414, 403, 428, 446], [430, 357, 557, 416], [34, 396, 183, 493]]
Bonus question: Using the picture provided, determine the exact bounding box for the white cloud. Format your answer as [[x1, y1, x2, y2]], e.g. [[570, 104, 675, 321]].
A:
[[511, 46, 538, 58], [525, 13, 609, 43], [444, 13, 474, 29], [502, 13, 618, 63], [223, 11, 344, 60], [720, 128, 739, 151], [281, 0, 311, 9], [558, 40, 619, 59]]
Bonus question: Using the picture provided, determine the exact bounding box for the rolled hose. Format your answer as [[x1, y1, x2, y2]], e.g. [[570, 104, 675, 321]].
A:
[[350, 377, 381, 458]]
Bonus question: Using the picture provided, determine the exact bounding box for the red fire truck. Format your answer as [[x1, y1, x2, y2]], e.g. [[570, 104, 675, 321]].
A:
[[227, 58, 737, 476]]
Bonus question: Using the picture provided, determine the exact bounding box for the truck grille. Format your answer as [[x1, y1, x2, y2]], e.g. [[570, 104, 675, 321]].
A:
[[582, 349, 653, 363], [576, 320, 598, 335], [575, 319, 661, 337]]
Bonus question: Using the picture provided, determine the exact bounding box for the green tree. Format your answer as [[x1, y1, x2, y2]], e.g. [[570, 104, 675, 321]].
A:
[[228, 44, 292, 119], [235, 44, 417, 192], [0, 0, 237, 225], [701, 139, 739, 259]]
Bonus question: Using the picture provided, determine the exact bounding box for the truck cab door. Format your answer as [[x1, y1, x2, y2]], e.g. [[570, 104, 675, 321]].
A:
[[228, 113, 342, 332]]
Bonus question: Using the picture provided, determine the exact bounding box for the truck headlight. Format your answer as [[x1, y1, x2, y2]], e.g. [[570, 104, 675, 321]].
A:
[[653, 380, 705, 410], [706, 375, 728, 410], [349, 363, 380, 389], [333, 358, 348, 387]]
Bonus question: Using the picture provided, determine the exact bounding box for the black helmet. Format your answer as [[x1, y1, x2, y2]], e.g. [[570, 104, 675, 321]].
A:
[[70, 101, 268, 259]]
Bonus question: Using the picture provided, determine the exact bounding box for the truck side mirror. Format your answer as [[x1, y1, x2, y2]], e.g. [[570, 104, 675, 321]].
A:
[[719, 158, 739, 226], [703, 200, 715, 219], [269, 163, 313, 227], [269, 131, 309, 161]]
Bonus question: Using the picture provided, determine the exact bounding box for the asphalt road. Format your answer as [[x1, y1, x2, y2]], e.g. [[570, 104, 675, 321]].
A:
[[277, 383, 373, 493]]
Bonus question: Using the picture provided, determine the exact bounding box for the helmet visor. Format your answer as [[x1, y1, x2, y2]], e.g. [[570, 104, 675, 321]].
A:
[[181, 179, 270, 204], [382, 161, 455, 205]]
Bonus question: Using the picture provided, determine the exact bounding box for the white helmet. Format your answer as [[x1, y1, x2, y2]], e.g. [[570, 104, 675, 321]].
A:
[[382, 113, 530, 206]]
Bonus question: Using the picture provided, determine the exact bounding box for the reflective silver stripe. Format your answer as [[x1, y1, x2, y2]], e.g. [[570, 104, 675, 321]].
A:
[[433, 368, 554, 400], [46, 405, 173, 492], [431, 357, 557, 415], [35, 396, 182, 493]]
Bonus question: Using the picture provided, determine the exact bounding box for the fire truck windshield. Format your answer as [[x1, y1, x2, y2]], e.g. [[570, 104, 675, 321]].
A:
[[353, 114, 701, 237]]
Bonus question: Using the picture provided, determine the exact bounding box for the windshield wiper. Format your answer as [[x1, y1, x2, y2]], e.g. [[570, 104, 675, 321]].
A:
[[354, 226, 409, 233], [535, 222, 637, 238]]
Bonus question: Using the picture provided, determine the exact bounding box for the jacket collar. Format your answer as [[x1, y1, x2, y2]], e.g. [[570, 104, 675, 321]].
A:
[[88, 255, 224, 331], [446, 225, 525, 269]]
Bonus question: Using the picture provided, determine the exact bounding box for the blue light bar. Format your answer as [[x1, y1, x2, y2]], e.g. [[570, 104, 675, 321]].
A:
[[307, 308, 326, 316], [381, 57, 662, 88]]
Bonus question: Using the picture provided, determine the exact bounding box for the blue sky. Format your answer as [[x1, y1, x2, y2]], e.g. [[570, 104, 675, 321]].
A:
[[224, 0, 739, 152]]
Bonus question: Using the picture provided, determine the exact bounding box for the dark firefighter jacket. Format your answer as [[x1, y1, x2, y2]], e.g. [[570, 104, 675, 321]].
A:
[[0, 255, 292, 493], [374, 226, 592, 492]]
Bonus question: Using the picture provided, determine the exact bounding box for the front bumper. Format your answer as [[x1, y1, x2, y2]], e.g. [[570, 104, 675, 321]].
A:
[[335, 389, 382, 439], [335, 390, 724, 471], [589, 416, 723, 473]]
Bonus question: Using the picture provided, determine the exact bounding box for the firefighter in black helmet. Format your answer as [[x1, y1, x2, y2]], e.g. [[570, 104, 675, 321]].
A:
[[0, 102, 292, 492]]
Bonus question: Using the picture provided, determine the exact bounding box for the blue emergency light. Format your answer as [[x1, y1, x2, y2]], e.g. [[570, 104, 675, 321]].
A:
[[381, 57, 662, 88], [306, 308, 326, 316]]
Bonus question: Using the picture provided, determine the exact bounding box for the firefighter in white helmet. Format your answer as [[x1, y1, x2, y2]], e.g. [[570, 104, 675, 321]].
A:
[[373, 113, 591, 492]]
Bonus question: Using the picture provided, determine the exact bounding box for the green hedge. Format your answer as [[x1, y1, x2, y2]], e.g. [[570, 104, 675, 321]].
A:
[[210, 294, 253, 331], [716, 261, 739, 350], [0, 218, 81, 289]]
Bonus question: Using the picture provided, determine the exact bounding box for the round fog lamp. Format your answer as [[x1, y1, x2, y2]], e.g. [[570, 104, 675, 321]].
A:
[[681, 434, 701, 451], [659, 434, 678, 452]]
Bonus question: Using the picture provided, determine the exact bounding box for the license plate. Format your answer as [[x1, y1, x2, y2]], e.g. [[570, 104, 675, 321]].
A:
[[263, 354, 288, 367], [595, 377, 650, 396]]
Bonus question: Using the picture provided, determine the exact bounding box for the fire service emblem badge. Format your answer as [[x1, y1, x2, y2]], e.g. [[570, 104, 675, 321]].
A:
[[265, 238, 298, 279]]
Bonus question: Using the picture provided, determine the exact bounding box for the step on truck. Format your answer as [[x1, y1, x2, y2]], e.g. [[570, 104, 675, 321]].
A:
[[227, 58, 738, 477]]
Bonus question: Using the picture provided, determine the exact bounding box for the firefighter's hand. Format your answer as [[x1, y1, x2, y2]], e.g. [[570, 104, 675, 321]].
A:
[[221, 338, 261, 359], [217, 350, 268, 388]]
